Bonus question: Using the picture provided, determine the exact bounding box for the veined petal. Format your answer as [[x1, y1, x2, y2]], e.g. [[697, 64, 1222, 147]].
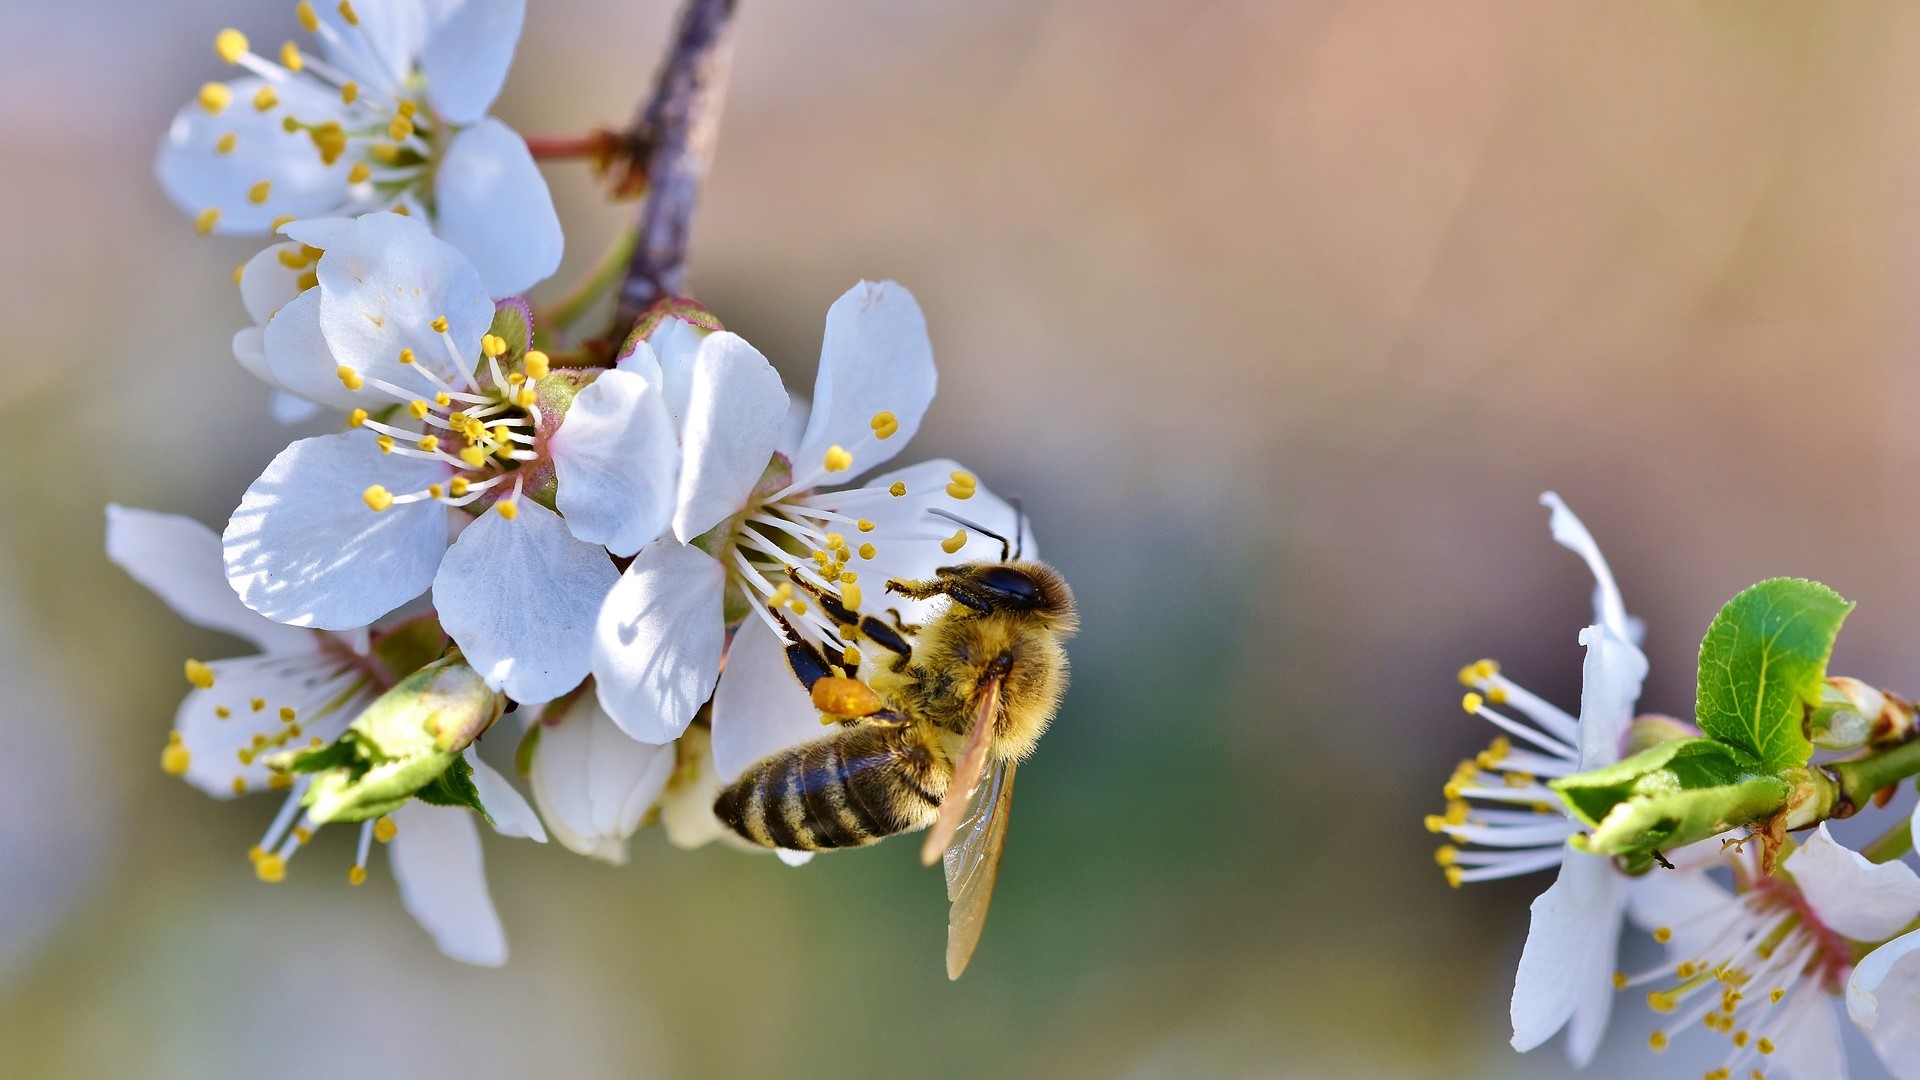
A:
[[1540, 492, 1632, 644], [421, 0, 524, 124], [156, 77, 351, 234], [173, 653, 370, 798], [527, 695, 675, 864], [1573, 624, 1645, 771], [315, 212, 494, 396], [551, 369, 678, 557], [1769, 990, 1847, 1080], [1852, 927, 1920, 1080], [434, 500, 615, 705], [1509, 852, 1624, 1056], [711, 615, 826, 782], [673, 333, 788, 542], [107, 506, 315, 654], [466, 747, 546, 842], [1788, 825, 1920, 942], [387, 801, 507, 966], [591, 540, 726, 743], [225, 433, 451, 629], [263, 289, 361, 412], [790, 281, 935, 488], [435, 119, 563, 297]]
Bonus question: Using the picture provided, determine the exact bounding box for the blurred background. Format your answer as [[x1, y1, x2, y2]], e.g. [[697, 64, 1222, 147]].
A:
[[6, 0, 1920, 1076]]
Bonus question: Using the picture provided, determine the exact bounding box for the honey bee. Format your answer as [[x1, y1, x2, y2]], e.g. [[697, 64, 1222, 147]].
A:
[[713, 511, 1077, 978]]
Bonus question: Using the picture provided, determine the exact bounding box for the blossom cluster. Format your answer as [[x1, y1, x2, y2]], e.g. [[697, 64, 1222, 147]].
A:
[[1438, 495, 1920, 1079], [117, 0, 1025, 964]]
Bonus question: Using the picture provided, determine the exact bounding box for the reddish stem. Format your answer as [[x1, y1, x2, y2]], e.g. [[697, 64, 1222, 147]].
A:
[[524, 133, 605, 160]]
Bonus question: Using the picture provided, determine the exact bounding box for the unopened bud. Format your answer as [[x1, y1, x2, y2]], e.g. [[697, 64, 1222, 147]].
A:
[[1813, 677, 1915, 750], [1623, 714, 1697, 758]]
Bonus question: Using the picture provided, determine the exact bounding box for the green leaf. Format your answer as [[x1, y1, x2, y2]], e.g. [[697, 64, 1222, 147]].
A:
[[413, 755, 492, 824], [1695, 578, 1853, 770], [1551, 737, 1790, 858]]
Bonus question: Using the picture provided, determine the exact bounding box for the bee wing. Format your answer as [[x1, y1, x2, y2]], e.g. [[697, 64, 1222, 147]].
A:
[[919, 675, 1000, 865], [943, 758, 1016, 980]]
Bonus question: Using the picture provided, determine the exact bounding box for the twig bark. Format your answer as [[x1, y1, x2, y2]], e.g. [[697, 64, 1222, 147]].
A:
[[614, 0, 740, 332]]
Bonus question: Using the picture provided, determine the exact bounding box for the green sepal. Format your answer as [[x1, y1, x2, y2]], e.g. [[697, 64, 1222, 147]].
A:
[[369, 617, 450, 685], [488, 298, 534, 365], [514, 721, 541, 779], [1552, 737, 1790, 858], [1695, 578, 1853, 770], [412, 754, 492, 824], [619, 298, 724, 365]]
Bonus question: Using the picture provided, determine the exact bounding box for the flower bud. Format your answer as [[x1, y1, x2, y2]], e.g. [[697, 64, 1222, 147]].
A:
[[271, 654, 505, 824], [1552, 737, 1791, 860], [1812, 677, 1915, 750]]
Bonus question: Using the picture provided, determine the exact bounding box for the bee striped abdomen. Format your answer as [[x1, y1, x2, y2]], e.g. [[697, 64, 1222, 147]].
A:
[[715, 726, 944, 851]]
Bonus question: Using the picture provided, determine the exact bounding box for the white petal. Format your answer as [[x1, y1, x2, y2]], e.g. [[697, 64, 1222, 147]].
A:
[[239, 242, 313, 325], [433, 500, 615, 704], [279, 215, 358, 250], [657, 725, 756, 851], [173, 653, 369, 797], [1625, 865, 1732, 962], [791, 281, 935, 488], [225, 433, 451, 629], [1853, 928, 1920, 1080], [591, 540, 726, 743], [270, 392, 323, 425], [435, 119, 563, 297], [315, 212, 493, 396], [630, 316, 705, 431], [550, 369, 678, 557], [1509, 852, 1624, 1054], [817, 458, 1026, 624], [465, 747, 546, 842], [1540, 492, 1632, 643], [527, 695, 674, 863], [709, 615, 827, 782], [314, 0, 428, 92], [107, 506, 315, 654], [1785, 824, 1920, 942], [155, 78, 351, 233], [387, 801, 506, 966], [421, 0, 524, 124], [1573, 624, 1646, 770], [1769, 990, 1848, 1080], [263, 288, 361, 412], [672, 333, 789, 542]]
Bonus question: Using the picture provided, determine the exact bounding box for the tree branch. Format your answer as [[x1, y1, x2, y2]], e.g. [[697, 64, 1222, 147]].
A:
[[614, 0, 739, 332]]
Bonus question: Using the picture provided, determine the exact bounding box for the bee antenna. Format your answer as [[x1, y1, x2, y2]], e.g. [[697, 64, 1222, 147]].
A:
[[1009, 496, 1027, 560], [925, 508, 1011, 561]]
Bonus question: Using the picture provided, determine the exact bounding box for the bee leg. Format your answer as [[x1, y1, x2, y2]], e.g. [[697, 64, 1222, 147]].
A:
[[858, 615, 913, 671], [888, 576, 992, 615], [783, 566, 859, 625], [884, 608, 923, 636], [769, 608, 837, 692]]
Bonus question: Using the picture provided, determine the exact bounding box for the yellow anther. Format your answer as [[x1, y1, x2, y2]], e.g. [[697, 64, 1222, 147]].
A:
[[941, 529, 968, 554], [293, 826, 313, 844], [491, 424, 511, 444], [391, 203, 410, 216], [842, 646, 862, 667], [430, 315, 449, 333], [417, 435, 439, 452], [396, 100, 417, 119], [272, 214, 296, 232], [524, 351, 550, 378], [254, 853, 287, 883], [268, 772, 293, 790], [253, 85, 279, 112], [215, 28, 249, 64], [770, 582, 794, 605], [839, 570, 857, 584], [823, 445, 854, 473], [507, 372, 525, 385], [889, 482, 907, 497], [212, 132, 239, 157], [480, 333, 504, 358], [870, 410, 899, 439], [337, 1, 360, 25], [858, 543, 876, 560], [388, 114, 414, 141], [231, 776, 249, 794], [949, 470, 977, 490], [347, 865, 367, 885], [195, 207, 221, 236], [1756, 1038, 1773, 1055], [279, 706, 297, 723], [849, 520, 873, 535], [449, 477, 471, 497], [1647, 991, 1677, 1013], [397, 347, 415, 365], [825, 532, 847, 551], [1648, 1031, 1668, 1052], [1461, 692, 1484, 714], [514, 387, 537, 408], [1433, 845, 1458, 867], [250, 698, 267, 713], [198, 82, 233, 114], [1612, 971, 1628, 990], [215, 706, 231, 719], [340, 80, 360, 106], [1732, 1031, 1749, 1048], [1653, 926, 1673, 944], [459, 447, 487, 467], [1769, 988, 1785, 1003], [247, 179, 272, 205], [232, 261, 246, 285], [791, 600, 809, 616], [185, 658, 216, 689], [336, 365, 364, 390], [374, 816, 397, 842], [841, 582, 863, 609], [1422, 814, 1445, 834], [496, 501, 518, 521], [376, 435, 395, 454], [347, 160, 370, 184], [277, 246, 309, 270], [311, 122, 348, 164], [161, 732, 191, 776], [435, 392, 451, 407], [1677, 962, 1697, 979], [279, 41, 304, 71], [408, 399, 430, 419], [362, 485, 393, 512], [1443, 866, 1462, 888], [296, 1, 320, 32], [370, 141, 400, 164]]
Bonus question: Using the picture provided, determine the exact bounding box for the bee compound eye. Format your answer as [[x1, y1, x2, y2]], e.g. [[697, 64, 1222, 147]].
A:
[[976, 566, 1040, 605]]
